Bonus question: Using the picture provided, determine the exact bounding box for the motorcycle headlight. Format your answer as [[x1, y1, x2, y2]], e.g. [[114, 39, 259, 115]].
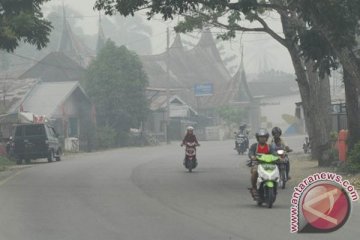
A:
[[277, 150, 285, 155], [262, 164, 276, 171]]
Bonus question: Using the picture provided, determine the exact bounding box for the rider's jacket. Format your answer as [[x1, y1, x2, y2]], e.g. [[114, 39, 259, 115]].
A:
[[270, 137, 289, 151], [182, 134, 199, 145], [248, 143, 272, 159]]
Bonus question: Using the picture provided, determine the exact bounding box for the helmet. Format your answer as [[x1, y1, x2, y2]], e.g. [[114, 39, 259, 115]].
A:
[[186, 126, 194, 131], [271, 127, 282, 137], [255, 128, 269, 140]]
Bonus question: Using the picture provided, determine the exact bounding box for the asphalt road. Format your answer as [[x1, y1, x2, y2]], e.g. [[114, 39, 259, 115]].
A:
[[0, 135, 358, 240]]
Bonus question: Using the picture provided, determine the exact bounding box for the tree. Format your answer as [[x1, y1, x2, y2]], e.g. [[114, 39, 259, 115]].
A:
[[94, 0, 333, 163], [84, 40, 149, 147], [217, 106, 248, 126], [0, 0, 52, 52], [294, 0, 360, 150]]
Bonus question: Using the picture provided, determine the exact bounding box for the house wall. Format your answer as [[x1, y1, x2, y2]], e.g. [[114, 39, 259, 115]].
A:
[[260, 94, 301, 132], [52, 88, 94, 151]]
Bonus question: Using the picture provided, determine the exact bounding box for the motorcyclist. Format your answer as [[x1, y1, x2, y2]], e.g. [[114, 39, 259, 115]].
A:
[[248, 128, 272, 199], [270, 127, 291, 180], [6, 136, 13, 155], [181, 126, 199, 147], [239, 123, 247, 135], [234, 123, 249, 149], [303, 136, 310, 153]]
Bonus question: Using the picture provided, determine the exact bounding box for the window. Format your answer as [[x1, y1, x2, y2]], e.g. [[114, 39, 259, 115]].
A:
[[68, 118, 78, 137], [24, 125, 45, 136], [15, 126, 23, 137]]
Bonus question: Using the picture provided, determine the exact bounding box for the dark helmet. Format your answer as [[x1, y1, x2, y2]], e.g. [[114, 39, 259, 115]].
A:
[[255, 128, 269, 140], [271, 127, 282, 137]]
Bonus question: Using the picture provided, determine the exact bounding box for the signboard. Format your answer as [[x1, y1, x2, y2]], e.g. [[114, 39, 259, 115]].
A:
[[194, 83, 213, 96]]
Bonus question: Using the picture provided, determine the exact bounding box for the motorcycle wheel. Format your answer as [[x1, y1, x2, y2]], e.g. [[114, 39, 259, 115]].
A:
[[256, 186, 263, 206], [279, 167, 286, 189], [266, 187, 275, 208], [185, 159, 193, 172]]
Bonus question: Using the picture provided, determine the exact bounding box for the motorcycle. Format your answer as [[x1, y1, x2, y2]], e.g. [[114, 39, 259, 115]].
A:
[[234, 132, 248, 155], [6, 137, 15, 158], [250, 154, 280, 208], [276, 149, 289, 189], [303, 137, 311, 154], [182, 142, 199, 172]]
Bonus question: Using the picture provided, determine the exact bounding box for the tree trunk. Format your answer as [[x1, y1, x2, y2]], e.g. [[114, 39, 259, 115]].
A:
[[281, 15, 332, 164], [306, 63, 332, 165], [309, 5, 360, 151], [286, 47, 331, 163], [343, 69, 360, 151]]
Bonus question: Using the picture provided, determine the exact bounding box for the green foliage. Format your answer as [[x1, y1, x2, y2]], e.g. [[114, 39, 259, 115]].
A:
[[0, 156, 14, 172], [328, 147, 339, 163], [84, 40, 149, 147], [93, 0, 360, 78], [96, 126, 117, 149], [342, 142, 360, 173], [330, 131, 338, 142], [0, 0, 52, 51], [216, 106, 248, 125], [297, 0, 360, 76]]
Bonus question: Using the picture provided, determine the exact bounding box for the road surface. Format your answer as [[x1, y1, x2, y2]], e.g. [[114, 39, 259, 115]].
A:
[[0, 136, 358, 240]]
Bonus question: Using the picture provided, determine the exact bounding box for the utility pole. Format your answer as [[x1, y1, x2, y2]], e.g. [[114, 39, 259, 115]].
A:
[[165, 27, 171, 144]]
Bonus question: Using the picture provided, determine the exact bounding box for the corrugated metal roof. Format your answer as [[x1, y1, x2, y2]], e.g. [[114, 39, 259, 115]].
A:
[[140, 30, 232, 108], [149, 94, 197, 115], [0, 78, 39, 108], [19, 52, 85, 82], [10, 81, 80, 117]]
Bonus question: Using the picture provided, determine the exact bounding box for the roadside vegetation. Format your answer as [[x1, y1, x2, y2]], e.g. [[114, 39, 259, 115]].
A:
[[0, 156, 14, 172], [83, 40, 149, 149], [340, 142, 360, 174], [291, 154, 360, 190]]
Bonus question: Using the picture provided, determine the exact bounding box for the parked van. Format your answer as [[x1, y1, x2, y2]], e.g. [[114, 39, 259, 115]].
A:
[[13, 123, 62, 164]]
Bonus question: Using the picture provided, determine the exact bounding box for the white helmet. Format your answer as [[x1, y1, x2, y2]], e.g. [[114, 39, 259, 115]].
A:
[[187, 126, 194, 131]]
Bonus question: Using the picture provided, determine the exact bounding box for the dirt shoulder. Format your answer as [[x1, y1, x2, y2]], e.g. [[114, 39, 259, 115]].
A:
[[289, 153, 360, 190]]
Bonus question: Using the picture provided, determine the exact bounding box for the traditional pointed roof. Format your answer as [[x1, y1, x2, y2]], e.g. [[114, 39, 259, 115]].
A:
[[237, 47, 254, 102], [202, 46, 253, 108], [58, 8, 78, 58], [58, 7, 94, 67], [196, 28, 222, 62], [140, 29, 231, 103], [96, 13, 106, 54], [19, 52, 85, 82]]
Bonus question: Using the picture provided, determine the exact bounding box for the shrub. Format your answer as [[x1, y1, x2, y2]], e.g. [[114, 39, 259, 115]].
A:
[[0, 156, 14, 171], [341, 141, 360, 173], [96, 126, 117, 149]]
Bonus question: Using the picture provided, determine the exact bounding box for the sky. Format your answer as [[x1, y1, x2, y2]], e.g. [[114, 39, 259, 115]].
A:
[[43, 0, 295, 75]]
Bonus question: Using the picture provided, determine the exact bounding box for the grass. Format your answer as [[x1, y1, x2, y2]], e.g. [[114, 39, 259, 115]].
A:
[[0, 156, 15, 172], [290, 154, 360, 189]]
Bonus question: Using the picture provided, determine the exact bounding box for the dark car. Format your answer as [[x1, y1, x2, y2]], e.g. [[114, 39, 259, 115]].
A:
[[13, 123, 62, 164]]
